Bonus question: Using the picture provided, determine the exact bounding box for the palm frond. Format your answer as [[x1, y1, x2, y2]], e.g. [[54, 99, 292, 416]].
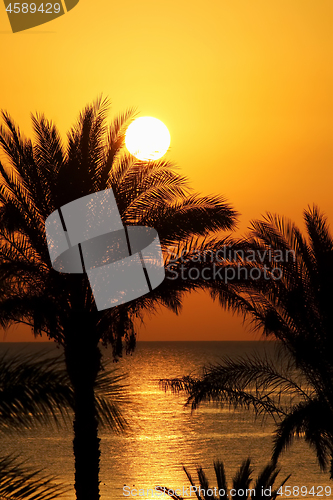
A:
[[94, 366, 130, 433], [254, 462, 290, 500], [232, 458, 252, 492], [0, 454, 69, 500], [100, 107, 137, 188], [160, 353, 309, 419], [272, 398, 333, 470], [0, 351, 73, 432], [213, 460, 227, 496], [159, 459, 289, 500]]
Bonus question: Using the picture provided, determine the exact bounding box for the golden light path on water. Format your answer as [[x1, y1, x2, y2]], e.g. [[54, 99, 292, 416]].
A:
[[0, 342, 329, 500]]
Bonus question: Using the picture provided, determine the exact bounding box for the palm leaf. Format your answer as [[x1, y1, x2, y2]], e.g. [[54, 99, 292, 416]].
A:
[[159, 458, 289, 500], [0, 351, 73, 432], [0, 454, 69, 500]]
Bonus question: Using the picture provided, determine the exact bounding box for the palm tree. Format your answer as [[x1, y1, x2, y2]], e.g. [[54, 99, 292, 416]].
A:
[[0, 349, 128, 433], [0, 349, 128, 500], [157, 458, 289, 500], [161, 207, 333, 478], [0, 349, 72, 500], [0, 97, 237, 500]]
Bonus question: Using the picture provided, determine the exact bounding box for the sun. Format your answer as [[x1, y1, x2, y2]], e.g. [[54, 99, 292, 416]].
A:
[[125, 117, 171, 161]]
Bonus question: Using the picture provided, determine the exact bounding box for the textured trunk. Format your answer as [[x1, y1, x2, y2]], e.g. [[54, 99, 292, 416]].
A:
[[64, 325, 102, 500]]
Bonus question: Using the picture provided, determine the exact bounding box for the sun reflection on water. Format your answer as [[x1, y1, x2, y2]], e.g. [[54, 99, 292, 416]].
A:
[[0, 342, 328, 500]]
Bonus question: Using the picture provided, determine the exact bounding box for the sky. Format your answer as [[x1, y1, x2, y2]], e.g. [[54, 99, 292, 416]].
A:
[[0, 0, 332, 341]]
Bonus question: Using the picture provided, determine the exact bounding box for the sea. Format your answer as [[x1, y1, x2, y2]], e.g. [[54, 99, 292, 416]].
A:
[[0, 341, 330, 500]]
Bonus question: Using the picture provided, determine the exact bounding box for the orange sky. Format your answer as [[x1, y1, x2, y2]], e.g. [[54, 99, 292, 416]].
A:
[[0, 0, 332, 341]]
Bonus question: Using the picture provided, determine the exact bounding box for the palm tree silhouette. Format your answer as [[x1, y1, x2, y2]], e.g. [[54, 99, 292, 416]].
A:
[[0, 350, 73, 500], [0, 97, 237, 500], [0, 349, 128, 499], [157, 458, 289, 500], [161, 207, 333, 478]]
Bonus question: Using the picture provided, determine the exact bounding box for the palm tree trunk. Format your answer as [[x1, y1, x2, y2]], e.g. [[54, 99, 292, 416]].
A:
[[64, 326, 102, 500]]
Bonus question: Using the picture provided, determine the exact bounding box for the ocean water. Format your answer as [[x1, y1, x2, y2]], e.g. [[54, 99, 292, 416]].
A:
[[0, 341, 330, 500]]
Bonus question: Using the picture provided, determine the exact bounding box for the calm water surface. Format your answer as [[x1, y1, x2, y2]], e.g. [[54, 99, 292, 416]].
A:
[[0, 342, 329, 500]]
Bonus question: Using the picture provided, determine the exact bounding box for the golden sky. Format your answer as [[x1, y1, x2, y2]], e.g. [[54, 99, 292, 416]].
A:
[[0, 0, 332, 341]]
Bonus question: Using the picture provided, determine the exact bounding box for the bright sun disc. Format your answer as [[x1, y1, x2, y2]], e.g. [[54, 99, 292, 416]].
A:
[[125, 117, 171, 161]]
